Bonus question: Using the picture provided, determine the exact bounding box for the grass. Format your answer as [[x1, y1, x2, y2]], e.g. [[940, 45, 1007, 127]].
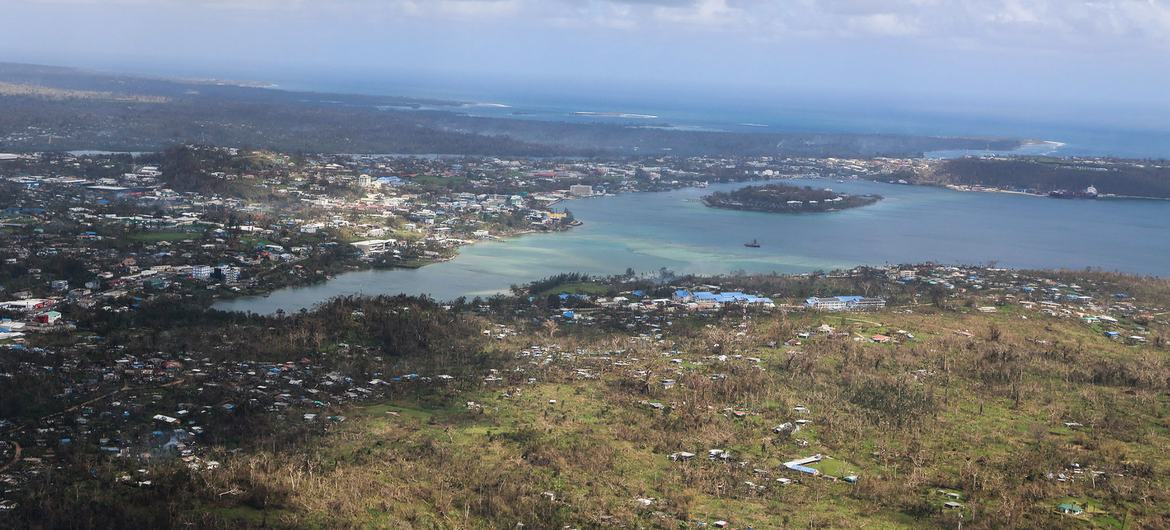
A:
[[114, 301, 1170, 528], [809, 456, 860, 478]]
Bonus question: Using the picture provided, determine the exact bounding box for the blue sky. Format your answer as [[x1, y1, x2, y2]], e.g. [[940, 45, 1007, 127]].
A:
[[3, 0, 1170, 129]]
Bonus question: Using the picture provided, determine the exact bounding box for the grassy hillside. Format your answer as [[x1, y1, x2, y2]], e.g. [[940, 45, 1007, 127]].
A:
[[187, 303, 1169, 528], [6, 269, 1170, 529]]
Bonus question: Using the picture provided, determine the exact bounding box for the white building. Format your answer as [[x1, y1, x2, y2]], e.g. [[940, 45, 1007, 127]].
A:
[[805, 296, 886, 312], [569, 185, 594, 197], [190, 265, 213, 281], [215, 265, 241, 284], [351, 239, 398, 256]]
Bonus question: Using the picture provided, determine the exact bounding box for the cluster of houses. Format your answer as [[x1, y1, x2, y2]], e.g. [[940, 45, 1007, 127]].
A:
[[0, 340, 476, 512]]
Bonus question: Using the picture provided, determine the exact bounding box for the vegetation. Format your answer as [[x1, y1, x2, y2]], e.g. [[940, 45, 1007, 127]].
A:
[[925, 157, 1170, 198], [0, 62, 1020, 157], [5, 268, 1170, 529], [703, 183, 882, 213]]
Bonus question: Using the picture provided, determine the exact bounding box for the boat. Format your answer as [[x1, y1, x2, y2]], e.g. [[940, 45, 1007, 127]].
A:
[[744, 239, 761, 248]]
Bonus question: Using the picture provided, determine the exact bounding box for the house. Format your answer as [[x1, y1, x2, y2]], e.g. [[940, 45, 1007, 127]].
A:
[[34, 311, 62, 325], [152, 414, 179, 425], [783, 454, 823, 475], [871, 334, 892, 344]]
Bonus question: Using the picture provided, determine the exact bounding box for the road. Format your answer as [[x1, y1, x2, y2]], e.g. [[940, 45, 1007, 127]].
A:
[[0, 441, 20, 474]]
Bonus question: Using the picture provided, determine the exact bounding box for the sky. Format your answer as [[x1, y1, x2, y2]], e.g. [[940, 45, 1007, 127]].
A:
[[3, 0, 1170, 130]]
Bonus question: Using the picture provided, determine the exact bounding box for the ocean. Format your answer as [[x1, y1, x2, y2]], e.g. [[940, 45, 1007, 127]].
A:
[[266, 73, 1170, 160]]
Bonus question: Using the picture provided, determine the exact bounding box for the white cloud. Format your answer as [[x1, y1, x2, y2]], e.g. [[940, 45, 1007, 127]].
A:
[[10, 0, 1170, 50], [846, 13, 920, 36]]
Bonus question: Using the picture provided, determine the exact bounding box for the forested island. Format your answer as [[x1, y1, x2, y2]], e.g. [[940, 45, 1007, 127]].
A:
[[702, 183, 882, 213]]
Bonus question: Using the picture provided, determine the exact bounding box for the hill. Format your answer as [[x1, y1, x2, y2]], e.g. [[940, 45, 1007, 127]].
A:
[[3, 266, 1169, 529]]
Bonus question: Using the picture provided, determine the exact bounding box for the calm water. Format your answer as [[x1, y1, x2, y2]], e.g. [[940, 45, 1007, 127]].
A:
[[214, 180, 1170, 313]]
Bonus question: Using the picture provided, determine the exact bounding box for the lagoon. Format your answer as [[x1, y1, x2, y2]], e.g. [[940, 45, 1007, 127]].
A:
[[214, 179, 1170, 314]]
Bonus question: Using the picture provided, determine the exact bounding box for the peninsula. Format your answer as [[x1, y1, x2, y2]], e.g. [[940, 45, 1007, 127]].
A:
[[702, 183, 882, 213]]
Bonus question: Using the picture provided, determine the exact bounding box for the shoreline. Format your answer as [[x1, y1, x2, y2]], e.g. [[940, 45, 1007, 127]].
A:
[[211, 174, 1170, 311], [209, 176, 887, 311], [940, 183, 1170, 201], [210, 222, 582, 307]]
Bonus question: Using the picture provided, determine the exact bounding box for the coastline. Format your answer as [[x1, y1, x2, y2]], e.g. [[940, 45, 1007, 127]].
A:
[[939, 183, 1170, 201], [212, 172, 1170, 311], [209, 222, 583, 306]]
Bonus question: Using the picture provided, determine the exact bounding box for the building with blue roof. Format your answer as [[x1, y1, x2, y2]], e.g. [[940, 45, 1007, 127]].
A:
[[806, 296, 886, 311], [674, 289, 773, 307]]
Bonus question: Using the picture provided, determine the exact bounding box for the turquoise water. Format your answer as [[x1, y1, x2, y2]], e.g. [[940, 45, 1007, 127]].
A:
[[214, 180, 1170, 313]]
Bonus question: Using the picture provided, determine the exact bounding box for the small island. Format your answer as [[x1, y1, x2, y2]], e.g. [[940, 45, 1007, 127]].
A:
[[702, 183, 882, 213]]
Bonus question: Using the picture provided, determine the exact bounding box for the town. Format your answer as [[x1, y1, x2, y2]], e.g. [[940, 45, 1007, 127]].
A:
[[0, 147, 933, 308]]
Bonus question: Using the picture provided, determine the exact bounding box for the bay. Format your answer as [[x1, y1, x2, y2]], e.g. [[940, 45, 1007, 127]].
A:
[[214, 179, 1170, 314]]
